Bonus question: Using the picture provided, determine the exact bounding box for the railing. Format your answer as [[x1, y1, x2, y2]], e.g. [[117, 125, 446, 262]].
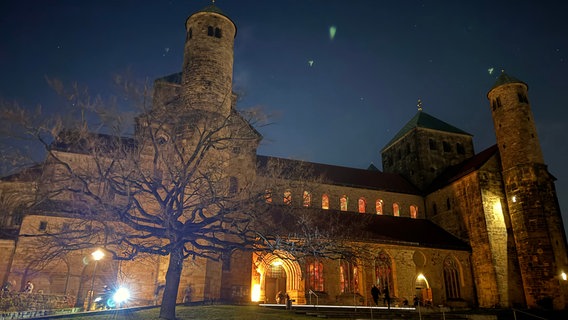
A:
[[307, 290, 319, 306], [0, 292, 77, 320], [512, 308, 547, 320]]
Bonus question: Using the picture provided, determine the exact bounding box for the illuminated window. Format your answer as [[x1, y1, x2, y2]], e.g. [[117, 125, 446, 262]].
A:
[[340, 195, 348, 211], [410, 205, 418, 219], [303, 191, 311, 207], [393, 203, 400, 216], [443, 257, 461, 299], [358, 198, 366, 213], [265, 189, 272, 203], [375, 252, 393, 293], [340, 260, 358, 293], [339, 195, 347, 211], [307, 260, 324, 292], [322, 194, 329, 210], [376, 199, 383, 214], [284, 191, 292, 205]]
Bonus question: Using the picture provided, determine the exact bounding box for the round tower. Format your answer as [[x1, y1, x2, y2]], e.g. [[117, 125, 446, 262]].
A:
[[487, 72, 568, 309], [181, 4, 236, 116], [487, 72, 543, 170]]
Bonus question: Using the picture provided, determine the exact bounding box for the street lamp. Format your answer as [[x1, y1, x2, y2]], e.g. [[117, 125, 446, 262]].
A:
[[88, 249, 105, 310]]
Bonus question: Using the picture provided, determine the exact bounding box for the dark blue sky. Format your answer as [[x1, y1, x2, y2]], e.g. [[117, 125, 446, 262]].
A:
[[1, 0, 568, 223]]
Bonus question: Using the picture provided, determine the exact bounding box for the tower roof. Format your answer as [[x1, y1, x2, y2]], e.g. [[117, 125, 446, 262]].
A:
[[382, 111, 471, 151], [197, 3, 226, 16], [187, 3, 237, 37], [490, 71, 528, 90]]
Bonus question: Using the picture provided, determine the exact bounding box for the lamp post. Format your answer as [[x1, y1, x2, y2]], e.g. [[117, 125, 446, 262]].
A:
[[88, 249, 105, 310]]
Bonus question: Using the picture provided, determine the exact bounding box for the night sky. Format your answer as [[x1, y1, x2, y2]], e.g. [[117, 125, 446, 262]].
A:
[[1, 1, 568, 227]]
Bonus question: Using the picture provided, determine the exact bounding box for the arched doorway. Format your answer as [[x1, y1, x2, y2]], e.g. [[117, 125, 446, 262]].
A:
[[265, 261, 286, 303], [415, 274, 432, 306], [251, 251, 303, 304]]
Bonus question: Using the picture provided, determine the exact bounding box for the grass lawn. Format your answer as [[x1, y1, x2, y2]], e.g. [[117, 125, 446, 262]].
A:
[[58, 304, 347, 320]]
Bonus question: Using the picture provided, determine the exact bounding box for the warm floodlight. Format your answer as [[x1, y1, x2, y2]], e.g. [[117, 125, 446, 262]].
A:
[[92, 249, 105, 261], [562, 272, 567, 281]]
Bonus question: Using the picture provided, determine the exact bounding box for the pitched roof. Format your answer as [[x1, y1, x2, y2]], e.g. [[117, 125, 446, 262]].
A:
[[155, 72, 182, 85], [382, 111, 471, 151], [256, 155, 420, 195], [490, 72, 527, 90], [269, 205, 470, 251], [426, 144, 499, 192]]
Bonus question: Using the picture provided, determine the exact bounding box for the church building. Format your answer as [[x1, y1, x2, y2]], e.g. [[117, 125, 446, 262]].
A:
[[1, 3, 567, 312]]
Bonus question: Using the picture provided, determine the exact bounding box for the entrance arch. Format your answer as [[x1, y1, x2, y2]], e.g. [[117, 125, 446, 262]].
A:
[[252, 251, 303, 304], [415, 273, 432, 306]]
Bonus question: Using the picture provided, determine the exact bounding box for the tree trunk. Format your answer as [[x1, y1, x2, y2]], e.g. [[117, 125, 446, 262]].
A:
[[159, 245, 184, 320]]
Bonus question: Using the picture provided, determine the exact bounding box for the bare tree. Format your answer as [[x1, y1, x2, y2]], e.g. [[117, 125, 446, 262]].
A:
[[0, 77, 380, 318]]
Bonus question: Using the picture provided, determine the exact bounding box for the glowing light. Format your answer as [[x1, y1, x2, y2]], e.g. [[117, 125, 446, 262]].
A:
[[308, 60, 314, 67], [562, 272, 567, 281], [113, 287, 130, 304], [272, 260, 283, 266], [417, 274, 425, 280], [512, 196, 517, 203], [488, 67, 494, 75], [91, 249, 104, 261], [329, 26, 337, 40], [251, 284, 261, 302]]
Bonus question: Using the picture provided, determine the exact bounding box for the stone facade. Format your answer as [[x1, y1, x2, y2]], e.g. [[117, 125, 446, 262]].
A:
[[1, 3, 568, 313]]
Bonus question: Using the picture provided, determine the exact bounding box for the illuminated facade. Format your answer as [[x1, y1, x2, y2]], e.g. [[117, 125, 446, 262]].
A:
[[1, 3, 568, 311]]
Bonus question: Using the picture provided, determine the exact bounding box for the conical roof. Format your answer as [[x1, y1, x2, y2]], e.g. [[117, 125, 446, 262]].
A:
[[382, 111, 471, 151], [490, 71, 527, 90]]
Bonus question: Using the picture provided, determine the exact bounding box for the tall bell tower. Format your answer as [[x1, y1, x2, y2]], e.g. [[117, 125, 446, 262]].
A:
[[181, 3, 236, 116], [487, 72, 568, 309]]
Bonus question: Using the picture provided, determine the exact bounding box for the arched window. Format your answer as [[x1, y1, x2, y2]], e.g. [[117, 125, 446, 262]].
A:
[[340, 260, 358, 293], [375, 252, 394, 294], [283, 190, 292, 205], [340, 195, 348, 211], [303, 191, 311, 207], [358, 198, 366, 213], [443, 257, 461, 299], [322, 194, 329, 210], [376, 199, 383, 214], [265, 189, 272, 203], [393, 203, 400, 216], [410, 205, 418, 219], [307, 260, 324, 292]]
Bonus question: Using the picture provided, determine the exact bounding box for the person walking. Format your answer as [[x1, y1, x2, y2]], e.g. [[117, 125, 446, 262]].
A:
[[371, 285, 380, 306], [383, 286, 390, 309]]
